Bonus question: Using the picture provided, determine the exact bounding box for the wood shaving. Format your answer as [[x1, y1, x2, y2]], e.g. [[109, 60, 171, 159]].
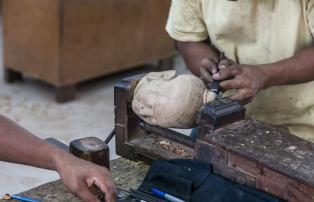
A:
[[159, 140, 193, 158]]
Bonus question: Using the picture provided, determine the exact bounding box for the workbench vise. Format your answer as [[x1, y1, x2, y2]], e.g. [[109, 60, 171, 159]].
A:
[[114, 74, 314, 202]]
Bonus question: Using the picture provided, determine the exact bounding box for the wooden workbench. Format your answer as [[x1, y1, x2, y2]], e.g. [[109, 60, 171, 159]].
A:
[[1, 158, 149, 202]]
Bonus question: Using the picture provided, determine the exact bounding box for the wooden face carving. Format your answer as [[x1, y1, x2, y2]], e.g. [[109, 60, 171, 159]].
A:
[[132, 70, 215, 129]]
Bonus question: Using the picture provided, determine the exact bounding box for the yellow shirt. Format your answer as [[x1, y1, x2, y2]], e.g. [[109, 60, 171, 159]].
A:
[[166, 0, 314, 142]]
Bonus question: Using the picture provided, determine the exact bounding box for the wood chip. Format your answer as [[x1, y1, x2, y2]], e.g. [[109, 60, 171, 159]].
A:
[[158, 140, 193, 158]]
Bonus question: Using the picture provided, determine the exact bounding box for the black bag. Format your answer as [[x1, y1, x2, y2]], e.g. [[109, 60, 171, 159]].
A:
[[138, 159, 283, 202]]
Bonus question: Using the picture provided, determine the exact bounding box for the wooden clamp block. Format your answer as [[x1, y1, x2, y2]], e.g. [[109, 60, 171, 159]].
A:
[[194, 120, 314, 202], [69, 137, 110, 169]]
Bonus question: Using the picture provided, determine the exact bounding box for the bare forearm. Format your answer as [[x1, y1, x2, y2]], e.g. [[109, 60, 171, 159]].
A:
[[177, 41, 219, 76], [263, 47, 314, 88], [0, 115, 62, 170], [0, 115, 117, 202]]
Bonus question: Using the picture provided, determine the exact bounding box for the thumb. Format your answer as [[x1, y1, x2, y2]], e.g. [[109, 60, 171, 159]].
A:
[[94, 177, 117, 202], [200, 67, 213, 84], [201, 58, 218, 74]]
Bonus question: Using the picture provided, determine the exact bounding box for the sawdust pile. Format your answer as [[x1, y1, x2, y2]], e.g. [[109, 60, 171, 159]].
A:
[[159, 140, 193, 158]]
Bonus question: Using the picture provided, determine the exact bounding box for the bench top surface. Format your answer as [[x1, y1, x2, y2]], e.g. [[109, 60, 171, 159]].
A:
[[205, 120, 314, 187], [0, 158, 149, 202]]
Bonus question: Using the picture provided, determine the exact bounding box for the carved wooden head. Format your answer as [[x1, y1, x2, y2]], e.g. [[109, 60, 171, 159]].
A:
[[132, 70, 215, 128]]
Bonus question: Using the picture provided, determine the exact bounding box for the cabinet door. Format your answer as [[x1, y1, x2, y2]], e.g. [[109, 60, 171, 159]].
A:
[[61, 0, 175, 85], [3, 0, 61, 84]]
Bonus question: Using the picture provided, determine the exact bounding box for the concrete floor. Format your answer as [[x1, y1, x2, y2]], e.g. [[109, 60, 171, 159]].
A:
[[0, 22, 189, 194]]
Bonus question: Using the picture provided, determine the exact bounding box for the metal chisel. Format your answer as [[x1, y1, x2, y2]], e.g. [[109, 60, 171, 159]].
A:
[[209, 52, 224, 96]]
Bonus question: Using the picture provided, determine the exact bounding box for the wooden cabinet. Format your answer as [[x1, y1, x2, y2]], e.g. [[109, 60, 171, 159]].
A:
[[3, 0, 175, 102]]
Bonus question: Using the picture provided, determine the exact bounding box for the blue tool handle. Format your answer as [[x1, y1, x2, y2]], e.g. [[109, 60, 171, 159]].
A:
[[11, 195, 41, 202], [209, 52, 224, 94], [164, 194, 185, 202], [151, 188, 166, 198], [151, 188, 185, 202]]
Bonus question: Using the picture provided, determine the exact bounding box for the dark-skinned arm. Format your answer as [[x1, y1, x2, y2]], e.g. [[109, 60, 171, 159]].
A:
[[177, 41, 235, 83], [177, 41, 219, 75], [0, 115, 116, 202]]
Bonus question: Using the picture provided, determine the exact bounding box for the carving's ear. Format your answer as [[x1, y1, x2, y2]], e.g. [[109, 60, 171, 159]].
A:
[[146, 70, 177, 81]]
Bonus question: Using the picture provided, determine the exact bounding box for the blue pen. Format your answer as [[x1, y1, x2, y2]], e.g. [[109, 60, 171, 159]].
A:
[[10, 194, 41, 202], [151, 188, 185, 202]]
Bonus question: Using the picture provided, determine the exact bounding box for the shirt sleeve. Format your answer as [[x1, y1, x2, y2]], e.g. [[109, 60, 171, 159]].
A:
[[307, 0, 314, 38], [166, 0, 208, 42]]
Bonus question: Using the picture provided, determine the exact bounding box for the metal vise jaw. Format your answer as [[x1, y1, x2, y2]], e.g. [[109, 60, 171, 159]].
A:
[[198, 97, 245, 140]]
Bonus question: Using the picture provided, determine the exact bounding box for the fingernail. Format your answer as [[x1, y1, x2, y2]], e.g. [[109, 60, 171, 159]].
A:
[[219, 65, 226, 69], [212, 69, 217, 74]]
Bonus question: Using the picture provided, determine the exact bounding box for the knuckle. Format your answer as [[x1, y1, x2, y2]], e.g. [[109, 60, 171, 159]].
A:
[[222, 68, 230, 73], [234, 68, 242, 74], [220, 69, 229, 77], [222, 81, 232, 89], [81, 190, 99, 202], [75, 186, 83, 193], [113, 187, 118, 195], [201, 58, 210, 63], [242, 78, 251, 87], [246, 91, 254, 99], [108, 185, 117, 194], [246, 80, 253, 87], [203, 65, 214, 72], [73, 188, 82, 196], [202, 58, 213, 67], [87, 196, 99, 202], [84, 197, 93, 202], [219, 82, 226, 88], [70, 182, 81, 193], [101, 167, 110, 175]]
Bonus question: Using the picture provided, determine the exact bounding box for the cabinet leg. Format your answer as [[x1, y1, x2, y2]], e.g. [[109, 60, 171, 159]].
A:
[[157, 57, 175, 71], [4, 68, 23, 83], [55, 85, 76, 103]]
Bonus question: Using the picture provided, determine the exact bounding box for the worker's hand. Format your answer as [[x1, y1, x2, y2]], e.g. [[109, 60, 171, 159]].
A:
[[200, 57, 235, 84], [212, 64, 268, 104], [55, 152, 116, 202]]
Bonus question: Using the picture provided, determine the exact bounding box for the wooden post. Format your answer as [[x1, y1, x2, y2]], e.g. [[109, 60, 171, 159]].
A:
[[55, 85, 76, 103], [4, 68, 23, 83]]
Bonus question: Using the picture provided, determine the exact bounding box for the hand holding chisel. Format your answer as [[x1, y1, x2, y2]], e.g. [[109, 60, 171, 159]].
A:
[[209, 52, 225, 96], [199, 51, 226, 99]]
